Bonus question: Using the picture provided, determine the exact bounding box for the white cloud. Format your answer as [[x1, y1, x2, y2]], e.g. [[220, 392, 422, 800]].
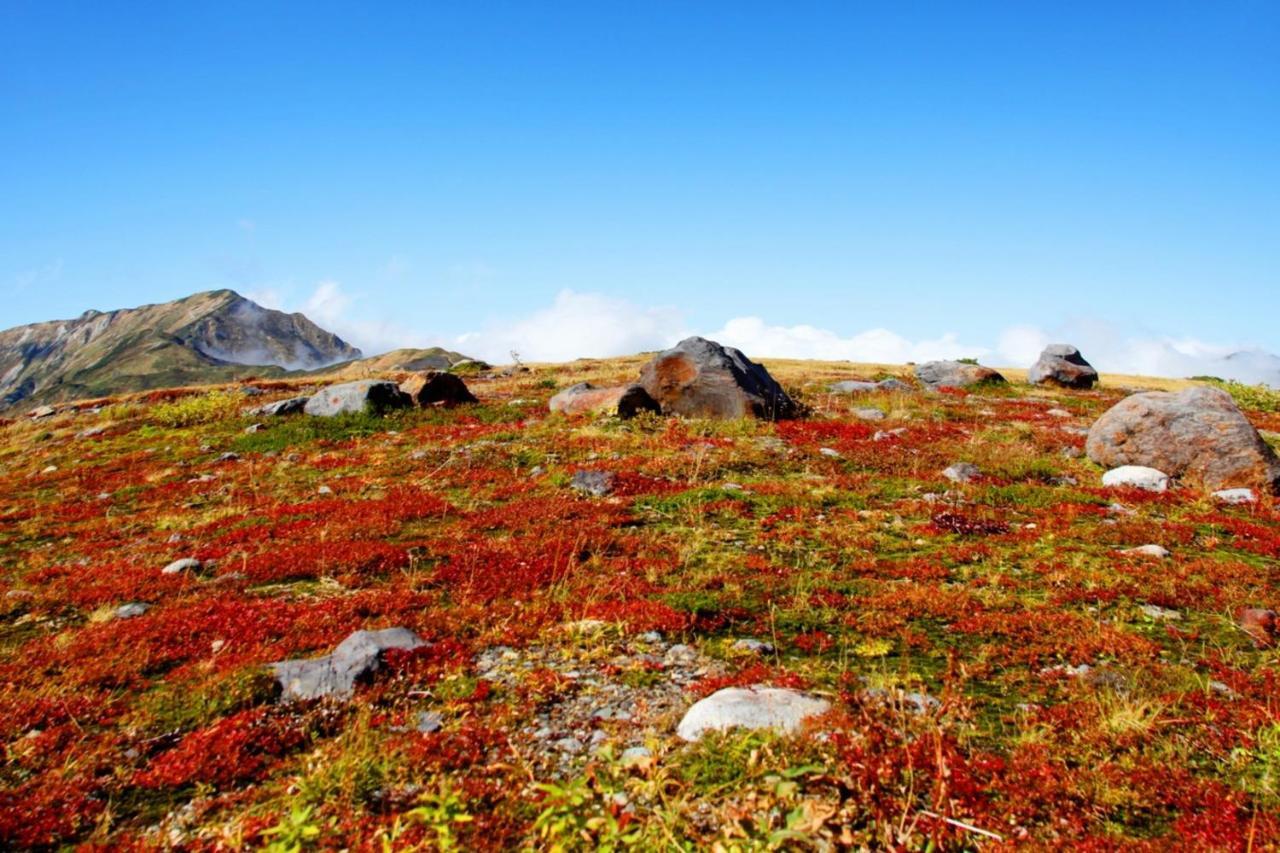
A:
[[455, 290, 687, 363], [239, 283, 1280, 385], [705, 317, 989, 364]]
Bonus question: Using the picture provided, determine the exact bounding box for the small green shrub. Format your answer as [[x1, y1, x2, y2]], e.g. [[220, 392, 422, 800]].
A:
[[1203, 379, 1280, 413], [151, 390, 245, 428]]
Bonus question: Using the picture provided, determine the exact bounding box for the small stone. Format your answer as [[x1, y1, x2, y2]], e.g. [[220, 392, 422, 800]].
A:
[[215, 452, 240, 462], [873, 428, 907, 442], [852, 408, 886, 421], [41, 465, 58, 474], [317, 485, 334, 495], [1046, 408, 1073, 418], [161, 557, 202, 575], [1213, 488, 1257, 505], [244, 423, 265, 434], [415, 711, 444, 733], [942, 462, 981, 483], [30, 405, 57, 419], [115, 602, 151, 619], [1102, 466, 1171, 492], [1139, 604, 1181, 621], [818, 447, 842, 458], [554, 737, 585, 755], [730, 638, 775, 656], [571, 470, 615, 497], [1121, 544, 1171, 559], [620, 746, 652, 767]]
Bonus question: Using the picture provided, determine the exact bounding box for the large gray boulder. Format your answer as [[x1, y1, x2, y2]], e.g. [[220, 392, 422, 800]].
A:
[[304, 381, 411, 417], [914, 361, 1006, 390], [269, 627, 425, 701], [1028, 344, 1098, 389], [549, 382, 660, 418], [1086, 386, 1280, 493], [639, 337, 798, 420], [677, 686, 830, 741]]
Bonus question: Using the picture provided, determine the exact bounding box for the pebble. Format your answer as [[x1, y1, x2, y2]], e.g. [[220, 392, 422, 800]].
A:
[[1121, 544, 1171, 559], [942, 462, 981, 483], [161, 557, 202, 575]]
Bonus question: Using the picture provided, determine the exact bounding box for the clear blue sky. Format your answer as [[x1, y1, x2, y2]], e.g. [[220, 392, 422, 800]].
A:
[[2, 2, 1277, 358]]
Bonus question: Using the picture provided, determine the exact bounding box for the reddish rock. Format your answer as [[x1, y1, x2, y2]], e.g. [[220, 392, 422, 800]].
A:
[[548, 382, 659, 418], [398, 372, 477, 407], [1086, 386, 1280, 493], [1240, 608, 1277, 648], [639, 337, 798, 420]]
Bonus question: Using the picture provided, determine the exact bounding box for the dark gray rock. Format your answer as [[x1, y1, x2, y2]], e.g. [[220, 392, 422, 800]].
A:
[[304, 381, 411, 417], [269, 627, 426, 701], [1028, 344, 1098, 389], [639, 337, 798, 420]]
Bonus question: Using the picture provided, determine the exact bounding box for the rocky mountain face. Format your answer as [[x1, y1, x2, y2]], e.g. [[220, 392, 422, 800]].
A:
[[0, 290, 361, 410]]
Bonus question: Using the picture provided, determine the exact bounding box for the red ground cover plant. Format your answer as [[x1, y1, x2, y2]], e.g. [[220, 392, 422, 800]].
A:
[[2, 365, 1279, 847]]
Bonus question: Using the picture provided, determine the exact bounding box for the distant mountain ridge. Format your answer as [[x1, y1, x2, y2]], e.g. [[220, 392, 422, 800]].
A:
[[0, 290, 362, 410]]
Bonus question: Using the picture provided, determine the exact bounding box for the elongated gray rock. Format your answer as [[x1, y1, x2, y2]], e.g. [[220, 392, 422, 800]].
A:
[[269, 627, 425, 701], [1087, 386, 1280, 493], [1028, 344, 1098, 389], [676, 686, 830, 741], [253, 396, 309, 417], [914, 361, 1006, 390], [1101, 465, 1170, 492], [640, 337, 798, 420], [304, 381, 411, 417]]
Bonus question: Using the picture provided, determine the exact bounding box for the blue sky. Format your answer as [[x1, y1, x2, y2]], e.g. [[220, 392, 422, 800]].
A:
[[2, 2, 1277, 373]]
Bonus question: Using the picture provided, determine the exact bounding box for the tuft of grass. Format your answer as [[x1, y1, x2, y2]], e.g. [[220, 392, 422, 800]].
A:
[[150, 389, 245, 428]]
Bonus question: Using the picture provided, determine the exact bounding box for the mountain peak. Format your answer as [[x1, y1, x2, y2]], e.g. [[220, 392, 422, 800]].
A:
[[0, 291, 361, 410]]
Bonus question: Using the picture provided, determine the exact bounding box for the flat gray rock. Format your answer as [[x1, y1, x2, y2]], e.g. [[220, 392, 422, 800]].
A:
[[304, 381, 411, 417], [914, 361, 1006, 390], [269, 627, 425, 701], [1121, 544, 1171, 559], [677, 686, 830, 741], [943, 462, 982, 483], [1213, 488, 1257, 505], [115, 602, 151, 619], [161, 557, 202, 575], [254, 396, 309, 417]]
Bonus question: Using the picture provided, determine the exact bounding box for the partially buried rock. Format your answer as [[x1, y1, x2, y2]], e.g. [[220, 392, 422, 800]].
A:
[[943, 462, 982, 483], [253, 396, 309, 417], [399, 371, 477, 407], [115, 602, 151, 619], [161, 557, 202, 575], [304, 381, 411, 417], [677, 686, 830, 741], [548, 382, 660, 419], [829, 378, 910, 394], [269, 628, 425, 701], [1087, 386, 1280, 494], [571, 470, 615, 497], [1121, 544, 1171, 559], [29, 405, 56, 419], [914, 361, 1006, 390], [1101, 465, 1170, 492], [1028, 344, 1098, 389], [1213, 488, 1257, 505], [639, 337, 798, 420]]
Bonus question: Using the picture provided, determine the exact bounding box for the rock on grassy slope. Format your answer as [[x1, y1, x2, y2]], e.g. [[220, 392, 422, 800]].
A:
[[0, 290, 362, 411], [1, 355, 1279, 848]]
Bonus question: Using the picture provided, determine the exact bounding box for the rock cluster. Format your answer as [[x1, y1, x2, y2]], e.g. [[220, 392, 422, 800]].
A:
[[1087, 386, 1280, 493]]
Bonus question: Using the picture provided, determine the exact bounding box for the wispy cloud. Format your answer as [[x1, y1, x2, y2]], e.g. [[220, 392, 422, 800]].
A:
[[12, 259, 64, 293]]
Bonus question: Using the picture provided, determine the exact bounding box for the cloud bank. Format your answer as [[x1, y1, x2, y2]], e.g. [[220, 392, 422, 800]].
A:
[[254, 281, 1280, 385]]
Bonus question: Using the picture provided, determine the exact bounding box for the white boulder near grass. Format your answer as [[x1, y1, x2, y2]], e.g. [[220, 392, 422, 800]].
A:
[[1102, 465, 1171, 492], [1121, 544, 1171, 559], [676, 686, 830, 741]]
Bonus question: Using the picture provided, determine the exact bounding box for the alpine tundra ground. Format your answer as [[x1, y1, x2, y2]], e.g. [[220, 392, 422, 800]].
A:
[[2, 355, 1279, 850]]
